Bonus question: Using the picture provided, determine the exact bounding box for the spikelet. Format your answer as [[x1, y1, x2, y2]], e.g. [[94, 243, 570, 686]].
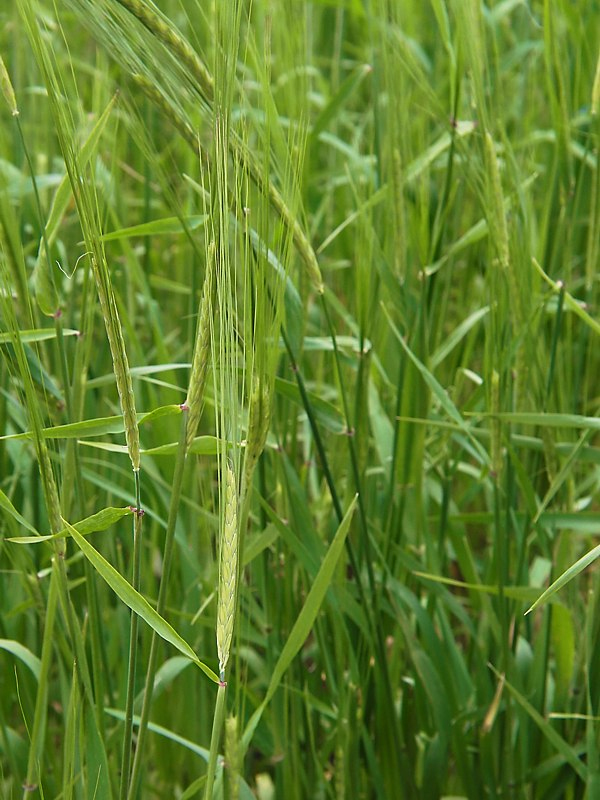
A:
[[91, 255, 140, 472], [130, 73, 200, 153], [593, 51, 600, 116], [116, 0, 213, 103], [0, 52, 18, 116], [184, 245, 215, 452], [242, 374, 272, 501], [484, 132, 509, 272], [239, 139, 324, 294], [128, 31, 321, 293], [264, 179, 324, 294], [217, 460, 238, 679]]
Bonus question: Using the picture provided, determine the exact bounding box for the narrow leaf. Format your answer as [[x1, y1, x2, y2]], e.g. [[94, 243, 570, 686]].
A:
[[0, 487, 39, 534], [526, 543, 600, 615], [0, 639, 42, 679], [7, 506, 132, 544], [489, 665, 587, 782], [65, 519, 219, 683], [0, 328, 79, 344], [383, 306, 489, 466], [414, 572, 553, 605], [0, 404, 182, 442], [242, 495, 357, 749], [100, 214, 207, 241]]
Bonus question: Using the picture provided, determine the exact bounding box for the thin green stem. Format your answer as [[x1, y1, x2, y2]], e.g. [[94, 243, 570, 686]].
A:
[[22, 559, 60, 798], [203, 682, 227, 800], [128, 409, 189, 800], [120, 469, 143, 800]]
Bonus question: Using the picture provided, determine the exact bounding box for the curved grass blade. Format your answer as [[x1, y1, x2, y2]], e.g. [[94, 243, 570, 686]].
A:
[[100, 214, 207, 241], [414, 571, 556, 606], [0, 639, 42, 680], [383, 305, 490, 466], [526, 543, 600, 615], [489, 664, 587, 782], [8, 506, 133, 544], [0, 487, 39, 535], [64, 518, 219, 683], [0, 328, 80, 344], [1, 404, 182, 442], [76, 435, 224, 457]]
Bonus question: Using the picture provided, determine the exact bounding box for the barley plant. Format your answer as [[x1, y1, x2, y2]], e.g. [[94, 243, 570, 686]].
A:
[[1, 1, 600, 798]]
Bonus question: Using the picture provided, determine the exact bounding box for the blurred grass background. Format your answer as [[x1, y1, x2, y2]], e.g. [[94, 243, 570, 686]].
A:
[[1, 1, 600, 798]]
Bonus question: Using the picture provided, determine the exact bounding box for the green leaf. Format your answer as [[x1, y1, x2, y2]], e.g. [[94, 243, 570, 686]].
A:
[[243, 523, 279, 566], [106, 708, 209, 760], [86, 365, 190, 389], [0, 413, 126, 442], [0, 404, 182, 442], [77, 434, 223, 457], [0, 639, 42, 679], [242, 495, 358, 749], [7, 506, 132, 544], [275, 377, 345, 433], [0, 487, 39, 535], [85, 706, 113, 800], [134, 656, 191, 712], [64, 518, 219, 683], [383, 306, 490, 466], [430, 307, 489, 368], [143, 435, 222, 456], [533, 431, 590, 523], [0, 328, 80, 344], [489, 665, 587, 782], [100, 214, 208, 241], [526, 543, 600, 615], [486, 412, 600, 431], [406, 122, 476, 183], [551, 605, 575, 702], [413, 572, 554, 605]]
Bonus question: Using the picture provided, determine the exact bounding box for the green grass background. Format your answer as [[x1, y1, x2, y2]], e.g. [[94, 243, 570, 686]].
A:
[[1, 1, 600, 798]]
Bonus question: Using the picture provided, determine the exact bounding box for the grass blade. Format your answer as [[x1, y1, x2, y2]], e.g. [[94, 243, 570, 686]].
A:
[[64, 518, 220, 683]]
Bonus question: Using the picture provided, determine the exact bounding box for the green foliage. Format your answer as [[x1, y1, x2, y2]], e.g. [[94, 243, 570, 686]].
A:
[[1, 1, 600, 798]]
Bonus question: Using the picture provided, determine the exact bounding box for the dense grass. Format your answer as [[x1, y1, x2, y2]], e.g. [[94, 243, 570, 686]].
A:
[[1, 1, 600, 798]]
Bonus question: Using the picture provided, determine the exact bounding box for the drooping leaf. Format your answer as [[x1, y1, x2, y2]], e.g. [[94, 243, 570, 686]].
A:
[[526, 544, 600, 615], [0, 404, 182, 442], [489, 665, 587, 782], [65, 518, 219, 684], [7, 506, 132, 544], [100, 214, 207, 241], [0, 639, 42, 680]]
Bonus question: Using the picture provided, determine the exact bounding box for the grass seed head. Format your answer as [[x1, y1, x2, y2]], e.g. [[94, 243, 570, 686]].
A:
[[217, 459, 238, 679], [243, 374, 272, 499], [91, 256, 140, 472], [0, 53, 18, 115], [185, 244, 215, 452]]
